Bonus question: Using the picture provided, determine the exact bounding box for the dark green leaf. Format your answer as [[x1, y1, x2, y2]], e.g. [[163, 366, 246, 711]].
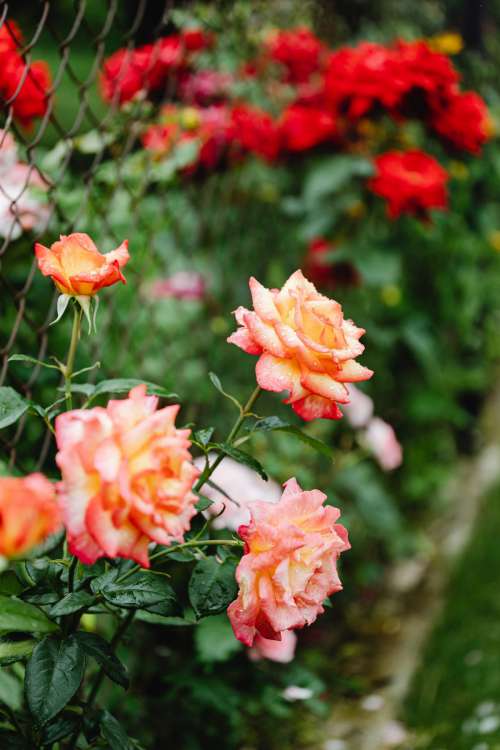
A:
[[0, 388, 29, 430], [214, 443, 268, 480], [50, 591, 96, 617], [194, 427, 214, 446], [0, 596, 58, 634], [249, 416, 333, 458], [42, 713, 79, 745], [75, 632, 129, 690], [0, 638, 35, 665], [22, 589, 60, 606], [188, 558, 238, 618], [93, 570, 177, 612], [0, 572, 24, 597], [100, 710, 135, 750], [194, 495, 213, 512], [25, 635, 86, 725]]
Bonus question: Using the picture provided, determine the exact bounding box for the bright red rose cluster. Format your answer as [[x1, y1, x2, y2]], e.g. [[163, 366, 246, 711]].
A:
[[0, 20, 51, 128], [102, 26, 490, 217], [100, 28, 214, 105]]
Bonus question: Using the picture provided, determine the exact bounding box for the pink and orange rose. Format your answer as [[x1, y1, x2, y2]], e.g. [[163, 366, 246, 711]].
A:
[[35, 232, 129, 296], [227, 477, 350, 646], [55, 385, 199, 567], [228, 270, 373, 420], [0, 474, 61, 558]]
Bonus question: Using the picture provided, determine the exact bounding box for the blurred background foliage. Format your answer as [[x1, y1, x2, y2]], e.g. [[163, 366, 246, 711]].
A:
[[1, 0, 500, 748]]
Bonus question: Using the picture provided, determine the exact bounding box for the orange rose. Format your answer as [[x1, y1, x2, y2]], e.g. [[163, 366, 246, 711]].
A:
[[35, 232, 129, 296], [55, 385, 199, 567], [0, 474, 62, 558], [228, 270, 373, 420], [228, 478, 350, 646]]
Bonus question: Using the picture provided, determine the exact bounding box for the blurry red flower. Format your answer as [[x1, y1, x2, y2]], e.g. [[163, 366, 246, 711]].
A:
[[369, 150, 448, 219], [100, 45, 168, 104], [180, 28, 214, 52], [322, 43, 402, 119], [264, 27, 327, 84], [394, 39, 459, 109], [280, 105, 336, 151], [0, 20, 22, 54], [101, 30, 211, 105], [0, 20, 51, 128], [430, 90, 490, 154], [231, 104, 281, 162], [3, 59, 51, 127]]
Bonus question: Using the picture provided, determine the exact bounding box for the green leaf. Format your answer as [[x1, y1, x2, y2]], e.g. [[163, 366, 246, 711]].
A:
[[100, 710, 135, 750], [0, 596, 58, 634], [195, 615, 242, 663], [188, 558, 238, 618], [249, 416, 333, 458], [0, 669, 22, 710], [0, 638, 35, 665], [25, 634, 86, 725], [7, 354, 60, 371], [214, 442, 268, 480], [194, 427, 214, 446], [50, 591, 96, 617], [92, 570, 177, 612], [74, 129, 115, 154], [208, 373, 242, 412], [75, 631, 129, 690], [42, 714, 79, 745], [303, 155, 374, 204], [194, 495, 213, 512], [0, 572, 24, 597], [0, 388, 29, 430]]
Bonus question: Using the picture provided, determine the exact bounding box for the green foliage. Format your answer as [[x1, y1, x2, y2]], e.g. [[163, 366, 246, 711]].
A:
[[25, 634, 85, 724], [91, 570, 178, 613], [0, 388, 29, 430], [189, 558, 238, 618], [0, 596, 58, 635]]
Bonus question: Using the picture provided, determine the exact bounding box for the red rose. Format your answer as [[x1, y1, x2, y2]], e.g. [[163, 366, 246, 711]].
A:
[[180, 28, 214, 52], [231, 104, 281, 162], [280, 105, 336, 151], [0, 19, 51, 128], [369, 149, 448, 219], [394, 40, 459, 106], [430, 89, 490, 154], [264, 27, 327, 84], [3, 59, 51, 127], [322, 43, 402, 119]]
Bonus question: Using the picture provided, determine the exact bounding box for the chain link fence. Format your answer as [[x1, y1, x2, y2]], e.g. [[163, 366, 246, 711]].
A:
[[1, 0, 263, 472]]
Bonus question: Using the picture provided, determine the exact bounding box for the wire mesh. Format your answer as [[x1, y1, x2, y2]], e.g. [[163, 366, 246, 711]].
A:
[[0, 0, 317, 476], [0, 0, 196, 470]]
